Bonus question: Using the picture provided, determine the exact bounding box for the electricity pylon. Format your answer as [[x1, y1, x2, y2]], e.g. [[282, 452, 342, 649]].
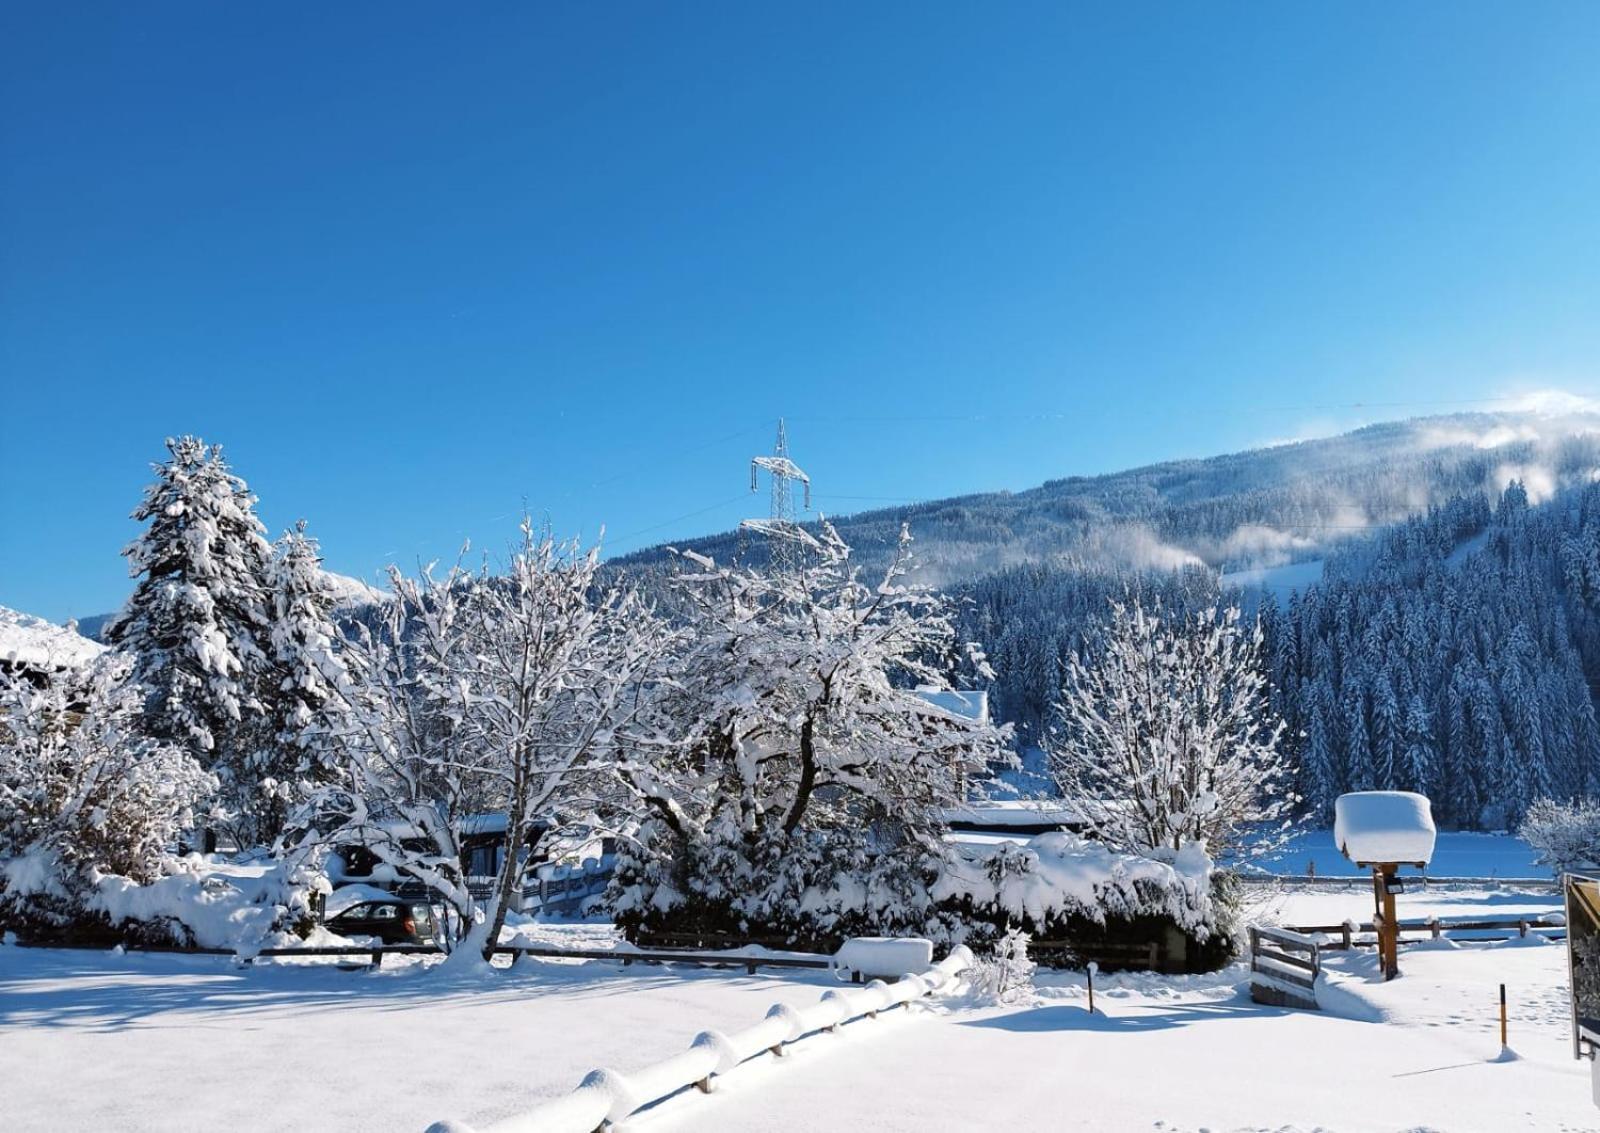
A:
[[741, 419, 813, 572]]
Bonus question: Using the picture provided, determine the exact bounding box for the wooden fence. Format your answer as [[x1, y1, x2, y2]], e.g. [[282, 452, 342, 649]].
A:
[[1247, 924, 1321, 1011], [1282, 914, 1565, 950], [12, 937, 832, 975]]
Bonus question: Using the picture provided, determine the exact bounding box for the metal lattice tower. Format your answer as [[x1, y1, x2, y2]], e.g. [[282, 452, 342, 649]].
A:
[[741, 418, 813, 571]]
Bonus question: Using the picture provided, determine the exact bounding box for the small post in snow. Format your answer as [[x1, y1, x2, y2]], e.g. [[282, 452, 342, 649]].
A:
[[1086, 961, 1098, 1015], [1500, 983, 1508, 1051]]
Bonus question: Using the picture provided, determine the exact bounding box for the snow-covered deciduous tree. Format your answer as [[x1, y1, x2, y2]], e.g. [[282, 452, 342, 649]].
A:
[[456, 521, 678, 955], [292, 557, 481, 948], [297, 522, 674, 956], [259, 521, 350, 843], [105, 437, 275, 843], [1520, 797, 1600, 875], [0, 657, 215, 928], [614, 523, 1009, 946], [1047, 595, 1295, 861]]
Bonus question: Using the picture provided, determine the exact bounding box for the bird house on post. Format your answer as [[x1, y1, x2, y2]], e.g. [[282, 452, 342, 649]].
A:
[[1334, 791, 1436, 981]]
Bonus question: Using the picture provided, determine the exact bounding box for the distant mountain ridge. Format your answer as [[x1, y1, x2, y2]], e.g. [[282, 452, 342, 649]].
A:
[[614, 410, 1600, 586]]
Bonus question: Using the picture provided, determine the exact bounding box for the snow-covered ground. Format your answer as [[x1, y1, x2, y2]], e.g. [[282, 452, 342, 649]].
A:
[[4, 879, 1595, 1133]]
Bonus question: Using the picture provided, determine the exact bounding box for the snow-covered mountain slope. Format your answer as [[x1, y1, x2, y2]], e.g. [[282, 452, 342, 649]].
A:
[[318, 569, 386, 608], [0, 605, 105, 670], [616, 408, 1600, 584], [74, 569, 384, 643]]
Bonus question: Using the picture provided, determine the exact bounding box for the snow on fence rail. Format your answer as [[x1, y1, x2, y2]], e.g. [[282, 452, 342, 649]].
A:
[[10, 939, 835, 974], [423, 945, 976, 1133], [1283, 913, 1566, 950], [1233, 873, 1558, 892]]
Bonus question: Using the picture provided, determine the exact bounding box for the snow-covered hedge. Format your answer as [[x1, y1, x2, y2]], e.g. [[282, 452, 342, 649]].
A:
[[613, 825, 953, 954], [935, 832, 1215, 937], [616, 823, 1232, 970], [92, 858, 326, 954]]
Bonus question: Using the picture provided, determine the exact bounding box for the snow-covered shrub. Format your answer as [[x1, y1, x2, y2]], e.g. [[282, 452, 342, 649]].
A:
[[0, 657, 216, 940], [966, 926, 1036, 1005], [614, 821, 958, 953], [1520, 797, 1600, 875], [94, 857, 326, 954]]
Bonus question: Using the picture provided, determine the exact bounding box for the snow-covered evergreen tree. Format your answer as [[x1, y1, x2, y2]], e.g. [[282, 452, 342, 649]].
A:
[[259, 520, 350, 844], [1401, 694, 1437, 797], [105, 437, 274, 843], [1047, 595, 1295, 860]]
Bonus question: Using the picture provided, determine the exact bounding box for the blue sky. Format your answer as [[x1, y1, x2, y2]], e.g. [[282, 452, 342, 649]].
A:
[[4, 3, 1600, 619]]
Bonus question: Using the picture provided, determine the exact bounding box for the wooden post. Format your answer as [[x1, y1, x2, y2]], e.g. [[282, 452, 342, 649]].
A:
[[1500, 983, 1508, 1049], [1375, 865, 1400, 981], [1086, 961, 1097, 1015]]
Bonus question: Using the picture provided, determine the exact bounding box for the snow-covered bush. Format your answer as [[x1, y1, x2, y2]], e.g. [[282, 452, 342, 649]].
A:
[[94, 857, 326, 954], [1048, 594, 1296, 861], [0, 657, 216, 939], [966, 926, 1036, 1005], [1520, 797, 1600, 875]]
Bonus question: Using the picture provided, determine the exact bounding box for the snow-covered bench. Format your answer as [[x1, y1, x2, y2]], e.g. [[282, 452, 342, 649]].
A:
[[830, 936, 934, 982]]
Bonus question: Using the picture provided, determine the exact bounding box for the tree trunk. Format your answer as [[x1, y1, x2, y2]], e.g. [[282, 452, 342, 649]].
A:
[[783, 716, 817, 835]]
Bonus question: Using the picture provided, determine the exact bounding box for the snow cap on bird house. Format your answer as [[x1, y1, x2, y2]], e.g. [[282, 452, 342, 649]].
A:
[[1334, 791, 1436, 867]]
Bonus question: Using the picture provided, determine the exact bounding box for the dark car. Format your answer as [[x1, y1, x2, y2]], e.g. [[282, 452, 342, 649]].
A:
[[325, 896, 437, 946]]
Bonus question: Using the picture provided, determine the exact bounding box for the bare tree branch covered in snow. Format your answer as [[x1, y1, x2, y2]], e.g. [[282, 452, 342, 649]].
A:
[[291, 554, 481, 947], [1047, 595, 1296, 861]]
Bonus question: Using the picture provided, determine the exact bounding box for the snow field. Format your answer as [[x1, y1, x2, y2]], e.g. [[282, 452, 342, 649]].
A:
[[427, 947, 975, 1132], [3, 875, 1594, 1132]]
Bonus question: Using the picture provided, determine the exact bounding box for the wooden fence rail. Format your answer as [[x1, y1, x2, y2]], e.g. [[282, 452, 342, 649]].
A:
[[1282, 914, 1565, 950]]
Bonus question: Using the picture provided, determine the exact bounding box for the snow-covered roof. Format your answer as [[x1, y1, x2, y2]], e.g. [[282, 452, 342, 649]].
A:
[[0, 606, 106, 671], [915, 689, 989, 724], [1334, 791, 1437, 866], [941, 800, 1091, 828]]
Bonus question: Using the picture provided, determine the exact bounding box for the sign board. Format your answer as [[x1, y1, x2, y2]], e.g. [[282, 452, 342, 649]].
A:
[[1565, 873, 1600, 1061]]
